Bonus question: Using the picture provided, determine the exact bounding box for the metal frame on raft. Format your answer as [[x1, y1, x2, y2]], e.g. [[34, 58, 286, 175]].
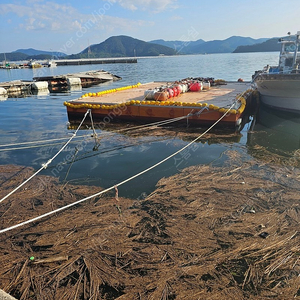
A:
[[64, 82, 256, 128]]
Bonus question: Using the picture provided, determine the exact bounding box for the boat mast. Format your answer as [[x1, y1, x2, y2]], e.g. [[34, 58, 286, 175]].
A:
[[292, 32, 300, 70]]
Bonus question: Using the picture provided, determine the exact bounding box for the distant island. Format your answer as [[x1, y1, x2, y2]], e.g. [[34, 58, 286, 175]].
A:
[[233, 38, 281, 53], [0, 35, 281, 62], [0, 49, 66, 62], [150, 36, 269, 54], [71, 35, 177, 58]]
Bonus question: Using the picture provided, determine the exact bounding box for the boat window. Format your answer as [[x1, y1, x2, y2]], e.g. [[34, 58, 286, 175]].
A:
[[285, 58, 293, 67], [284, 43, 296, 52]]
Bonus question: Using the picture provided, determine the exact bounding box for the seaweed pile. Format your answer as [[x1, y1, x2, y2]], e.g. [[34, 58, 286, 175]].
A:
[[0, 150, 300, 299]]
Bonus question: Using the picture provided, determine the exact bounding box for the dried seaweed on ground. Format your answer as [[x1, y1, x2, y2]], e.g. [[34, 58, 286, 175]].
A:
[[0, 153, 300, 299]]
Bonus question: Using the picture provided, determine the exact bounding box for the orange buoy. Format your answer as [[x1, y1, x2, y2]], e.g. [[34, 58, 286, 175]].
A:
[[154, 91, 168, 101]]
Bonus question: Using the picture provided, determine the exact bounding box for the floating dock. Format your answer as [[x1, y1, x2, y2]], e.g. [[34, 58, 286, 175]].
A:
[[34, 70, 121, 92], [0, 80, 33, 98], [0, 70, 122, 98], [65, 80, 255, 128]]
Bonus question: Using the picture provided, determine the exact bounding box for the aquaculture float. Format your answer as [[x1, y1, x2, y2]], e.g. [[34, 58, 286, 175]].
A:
[[34, 70, 121, 92], [65, 79, 255, 128], [0, 80, 51, 98]]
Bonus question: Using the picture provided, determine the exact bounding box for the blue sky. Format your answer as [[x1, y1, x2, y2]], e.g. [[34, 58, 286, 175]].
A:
[[0, 0, 299, 54]]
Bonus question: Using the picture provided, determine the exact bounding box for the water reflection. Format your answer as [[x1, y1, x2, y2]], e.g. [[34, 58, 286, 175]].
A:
[[31, 89, 50, 96], [0, 95, 8, 101], [38, 126, 243, 199], [247, 104, 300, 164]]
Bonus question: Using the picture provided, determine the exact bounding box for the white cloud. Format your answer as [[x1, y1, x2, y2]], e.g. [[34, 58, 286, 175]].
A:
[[0, 1, 86, 31], [0, 4, 28, 17], [170, 15, 183, 21], [0, 0, 157, 53], [96, 15, 153, 32], [107, 0, 178, 13], [0, 1, 153, 33], [51, 21, 61, 30]]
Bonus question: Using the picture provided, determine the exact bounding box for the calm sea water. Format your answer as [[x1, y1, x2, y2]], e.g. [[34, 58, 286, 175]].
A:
[[1, 52, 298, 199]]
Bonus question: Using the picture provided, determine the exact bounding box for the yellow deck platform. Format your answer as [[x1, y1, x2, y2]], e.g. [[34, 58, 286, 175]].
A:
[[65, 81, 253, 128], [72, 82, 249, 105]]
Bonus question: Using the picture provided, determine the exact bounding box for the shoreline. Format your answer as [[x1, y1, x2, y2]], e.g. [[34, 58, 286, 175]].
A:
[[0, 153, 300, 299]]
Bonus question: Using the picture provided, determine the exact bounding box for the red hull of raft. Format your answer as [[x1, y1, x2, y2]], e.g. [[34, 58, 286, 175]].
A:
[[66, 105, 242, 127]]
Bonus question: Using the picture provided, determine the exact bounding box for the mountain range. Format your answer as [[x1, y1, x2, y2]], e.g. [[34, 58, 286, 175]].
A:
[[0, 35, 280, 61], [14, 48, 66, 57], [150, 36, 268, 54], [233, 38, 281, 53], [68, 35, 177, 59], [0, 48, 66, 62]]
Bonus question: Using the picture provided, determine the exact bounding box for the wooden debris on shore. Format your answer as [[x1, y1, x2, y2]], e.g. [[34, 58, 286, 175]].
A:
[[0, 151, 300, 299]]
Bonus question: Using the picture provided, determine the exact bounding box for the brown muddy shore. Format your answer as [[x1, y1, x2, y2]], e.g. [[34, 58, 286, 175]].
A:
[[0, 150, 300, 300]]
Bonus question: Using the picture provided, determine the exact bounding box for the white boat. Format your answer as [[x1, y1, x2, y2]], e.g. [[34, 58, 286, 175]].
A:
[[47, 60, 57, 67], [253, 31, 300, 112]]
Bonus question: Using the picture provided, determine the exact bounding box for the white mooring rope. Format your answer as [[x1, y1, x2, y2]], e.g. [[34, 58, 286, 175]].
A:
[[0, 102, 236, 234], [0, 109, 91, 205]]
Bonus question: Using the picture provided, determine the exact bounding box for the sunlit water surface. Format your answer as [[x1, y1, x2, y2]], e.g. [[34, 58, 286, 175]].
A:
[[2, 52, 298, 199]]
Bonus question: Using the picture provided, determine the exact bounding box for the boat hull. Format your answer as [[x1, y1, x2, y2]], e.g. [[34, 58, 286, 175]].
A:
[[255, 73, 300, 112]]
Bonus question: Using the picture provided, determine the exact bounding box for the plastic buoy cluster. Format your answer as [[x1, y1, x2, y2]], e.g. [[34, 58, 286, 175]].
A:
[[64, 80, 249, 115], [144, 79, 210, 102]]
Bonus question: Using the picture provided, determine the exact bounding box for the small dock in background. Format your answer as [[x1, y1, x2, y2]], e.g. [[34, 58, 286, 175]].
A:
[[33, 70, 121, 92], [55, 57, 137, 66], [0, 70, 121, 98], [0, 57, 137, 69]]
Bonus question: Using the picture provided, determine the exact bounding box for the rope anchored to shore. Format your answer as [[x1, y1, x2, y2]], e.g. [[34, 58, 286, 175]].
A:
[[0, 101, 237, 235], [0, 135, 93, 152], [0, 109, 92, 205]]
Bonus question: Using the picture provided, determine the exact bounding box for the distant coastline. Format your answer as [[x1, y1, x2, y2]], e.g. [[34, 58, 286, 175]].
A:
[[0, 35, 279, 62]]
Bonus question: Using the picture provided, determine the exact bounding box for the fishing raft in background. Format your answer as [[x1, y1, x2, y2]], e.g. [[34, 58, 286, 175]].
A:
[[65, 78, 257, 128]]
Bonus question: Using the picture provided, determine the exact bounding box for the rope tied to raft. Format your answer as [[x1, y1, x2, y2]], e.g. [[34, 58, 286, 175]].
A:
[[88, 110, 101, 151], [0, 100, 238, 235], [186, 107, 209, 127]]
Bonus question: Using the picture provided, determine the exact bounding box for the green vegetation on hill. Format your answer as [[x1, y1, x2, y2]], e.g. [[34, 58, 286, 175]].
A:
[[1, 35, 282, 62], [149, 39, 205, 54], [233, 38, 281, 53], [0, 52, 28, 61], [194, 36, 268, 54], [0, 49, 66, 62], [70, 35, 178, 58], [150, 36, 268, 54]]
